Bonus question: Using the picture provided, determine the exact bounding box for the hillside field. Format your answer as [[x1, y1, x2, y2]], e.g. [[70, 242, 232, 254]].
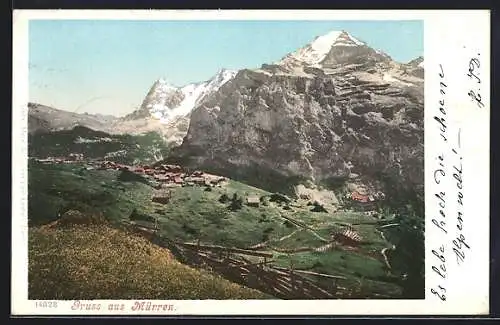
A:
[[28, 161, 406, 299]]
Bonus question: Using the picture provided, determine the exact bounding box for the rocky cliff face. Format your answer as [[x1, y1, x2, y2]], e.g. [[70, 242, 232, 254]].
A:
[[115, 69, 237, 145], [176, 31, 424, 196]]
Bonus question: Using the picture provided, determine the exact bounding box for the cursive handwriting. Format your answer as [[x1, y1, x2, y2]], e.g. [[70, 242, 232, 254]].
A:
[[430, 64, 449, 301], [434, 64, 448, 142], [431, 244, 447, 301], [467, 55, 484, 108], [451, 129, 471, 264]]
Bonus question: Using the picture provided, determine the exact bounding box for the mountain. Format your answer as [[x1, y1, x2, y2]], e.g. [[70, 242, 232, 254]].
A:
[[29, 69, 238, 145], [405, 56, 424, 78], [407, 56, 424, 68], [28, 125, 170, 165], [138, 69, 237, 123], [28, 103, 118, 135], [114, 69, 238, 144], [279, 30, 392, 67], [173, 30, 424, 201]]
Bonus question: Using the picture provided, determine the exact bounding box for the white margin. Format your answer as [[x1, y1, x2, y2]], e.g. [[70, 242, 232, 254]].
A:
[[11, 9, 491, 316]]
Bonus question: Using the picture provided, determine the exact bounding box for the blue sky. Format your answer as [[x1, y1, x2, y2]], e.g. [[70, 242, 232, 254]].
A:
[[29, 20, 423, 116]]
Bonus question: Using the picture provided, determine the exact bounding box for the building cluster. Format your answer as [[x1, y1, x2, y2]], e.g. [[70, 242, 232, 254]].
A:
[[349, 191, 385, 203], [95, 162, 228, 188], [146, 164, 228, 188], [347, 190, 385, 211], [33, 155, 228, 189]]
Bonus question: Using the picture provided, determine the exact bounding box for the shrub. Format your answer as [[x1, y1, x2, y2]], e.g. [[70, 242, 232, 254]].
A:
[[130, 208, 156, 223], [218, 193, 230, 203], [229, 194, 243, 211], [117, 170, 149, 185], [310, 201, 328, 213], [269, 193, 291, 204]]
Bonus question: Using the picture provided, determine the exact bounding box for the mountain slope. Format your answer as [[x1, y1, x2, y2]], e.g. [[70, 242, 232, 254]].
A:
[[29, 215, 269, 299], [174, 30, 424, 200], [279, 30, 391, 68], [112, 69, 237, 145], [28, 126, 170, 165], [28, 103, 118, 135]]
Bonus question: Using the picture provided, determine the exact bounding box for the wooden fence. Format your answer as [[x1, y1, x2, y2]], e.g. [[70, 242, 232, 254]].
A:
[[124, 221, 378, 299]]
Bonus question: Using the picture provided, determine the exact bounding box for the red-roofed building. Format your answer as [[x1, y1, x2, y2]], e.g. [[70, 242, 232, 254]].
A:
[[351, 192, 369, 203]]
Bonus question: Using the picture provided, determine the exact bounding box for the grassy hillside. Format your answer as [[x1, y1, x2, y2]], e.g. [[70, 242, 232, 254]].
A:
[[28, 126, 170, 165], [28, 160, 153, 226], [29, 217, 269, 300], [28, 161, 411, 298]]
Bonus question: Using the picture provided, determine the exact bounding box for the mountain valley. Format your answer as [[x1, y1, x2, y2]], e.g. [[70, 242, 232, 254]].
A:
[[27, 29, 424, 300]]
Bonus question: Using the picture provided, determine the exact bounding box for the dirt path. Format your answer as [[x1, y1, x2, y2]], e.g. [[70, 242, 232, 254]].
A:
[[277, 213, 330, 243], [381, 248, 391, 270], [248, 229, 302, 249], [277, 229, 301, 242], [377, 229, 388, 243], [306, 229, 330, 243], [377, 229, 395, 270]]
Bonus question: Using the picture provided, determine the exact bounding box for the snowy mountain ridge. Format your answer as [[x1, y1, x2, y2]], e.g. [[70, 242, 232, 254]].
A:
[[279, 30, 367, 66], [143, 69, 237, 123]]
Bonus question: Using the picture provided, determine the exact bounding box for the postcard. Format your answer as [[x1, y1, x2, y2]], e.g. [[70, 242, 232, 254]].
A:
[[11, 9, 490, 316]]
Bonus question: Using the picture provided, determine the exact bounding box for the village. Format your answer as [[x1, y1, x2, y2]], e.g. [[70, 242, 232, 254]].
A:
[[32, 154, 386, 218], [32, 154, 228, 188]]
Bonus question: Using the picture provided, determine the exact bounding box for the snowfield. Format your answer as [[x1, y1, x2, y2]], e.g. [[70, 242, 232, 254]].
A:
[[143, 69, 237, 124], [279, 30, 366, 66]]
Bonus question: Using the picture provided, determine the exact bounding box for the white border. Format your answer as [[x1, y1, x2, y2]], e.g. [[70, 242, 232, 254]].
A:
[[12, 9, 491, 316]]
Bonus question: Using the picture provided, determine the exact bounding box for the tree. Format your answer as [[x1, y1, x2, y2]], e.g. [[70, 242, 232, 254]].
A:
[[384, 204, 424, 299], [229, 193, 243, 211], [218, 193, 230, 203]]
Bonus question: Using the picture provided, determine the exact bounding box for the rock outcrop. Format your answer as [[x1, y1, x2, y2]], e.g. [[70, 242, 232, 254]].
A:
[[116, 69, 238, 145], [175, 30, 424, 197]]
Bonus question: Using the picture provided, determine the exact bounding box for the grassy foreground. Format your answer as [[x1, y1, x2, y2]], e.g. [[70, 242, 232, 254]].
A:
[[29, 217, 270, 300]]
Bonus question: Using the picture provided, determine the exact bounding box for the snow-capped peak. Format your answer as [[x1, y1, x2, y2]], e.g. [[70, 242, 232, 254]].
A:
[[155, 78, 176, 89], [283, 30, 366, 65], [212, 68, 238, 85], [206, 69, 237, 92], [310, 30, 364, 52], [140, 68, 238, 124]]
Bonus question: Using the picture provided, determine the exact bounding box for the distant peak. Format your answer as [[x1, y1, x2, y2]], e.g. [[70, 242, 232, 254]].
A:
[[156, 78, 168, 84], [209, 68, 238, 84], [215, 68, 237, 77], [154, 78, 177, 90], [309, 30, 364, 52], [281, 29, 367, 66], [407, 56, 424, 68]]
